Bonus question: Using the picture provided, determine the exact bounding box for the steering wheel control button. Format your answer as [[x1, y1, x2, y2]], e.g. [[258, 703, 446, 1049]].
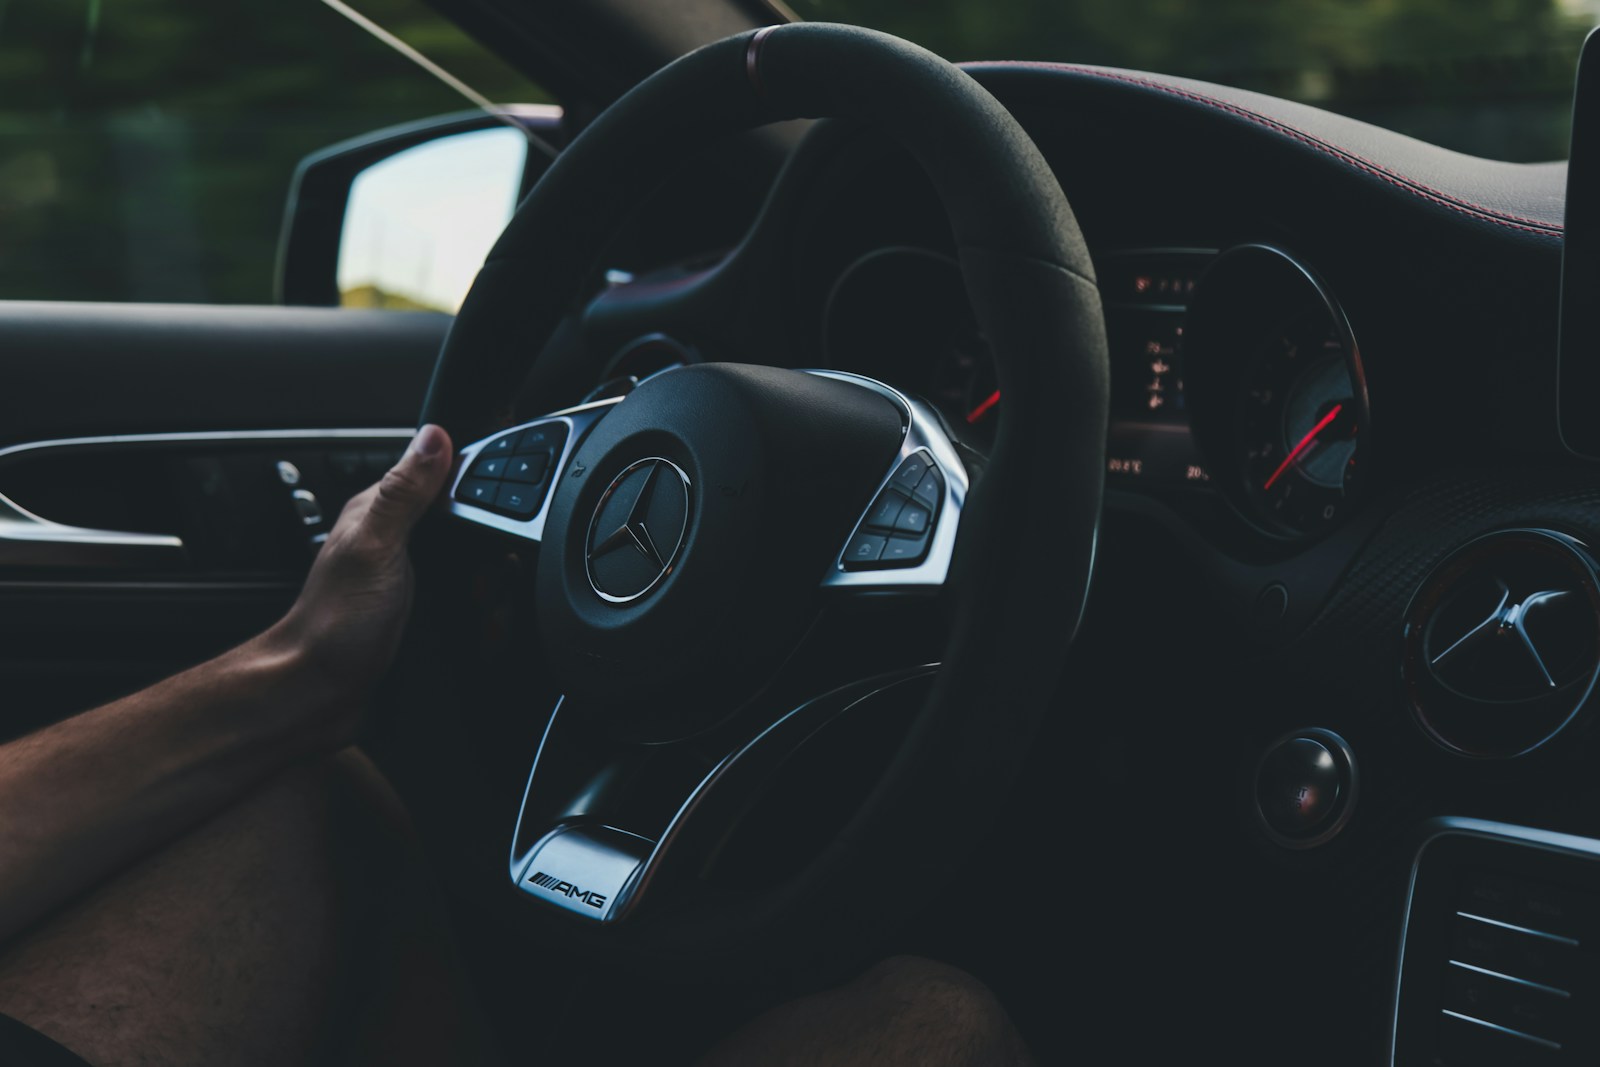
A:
[[482, 433, 518, 458], [457, 479, 498, 507], [893, 501, 931, 536], [585, 457, 691, 603], [471, 455, 509, 480], [890, 451, 931, 490], [517, 424, 568, 455], [863, 490, 907, 531], [912, 467, 943, 508], [274, 460, 302, 486], [504, 454, 549, 484], [452, 419, 577, 518], [1254, 728, 1357, 848], [843, 533, 887, 568], [840, 451, 945, 571], [495, 483, 543, 517], [881, 535, 929, 565]]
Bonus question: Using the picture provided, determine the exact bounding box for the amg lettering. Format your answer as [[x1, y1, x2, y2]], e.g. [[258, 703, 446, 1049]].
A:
[[527, 871, 608, 909]]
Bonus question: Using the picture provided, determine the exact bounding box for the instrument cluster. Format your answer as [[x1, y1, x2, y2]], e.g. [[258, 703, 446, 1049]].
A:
[[820, 242, 1372, 546]]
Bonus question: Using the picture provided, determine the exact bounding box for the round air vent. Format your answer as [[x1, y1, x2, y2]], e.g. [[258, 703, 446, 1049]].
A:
[[1403, 529, 1600, 758]]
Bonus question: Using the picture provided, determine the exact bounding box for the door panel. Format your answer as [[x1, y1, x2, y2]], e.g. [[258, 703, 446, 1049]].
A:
[[0, 301, 447, 737], [0, 302, 445, 444]]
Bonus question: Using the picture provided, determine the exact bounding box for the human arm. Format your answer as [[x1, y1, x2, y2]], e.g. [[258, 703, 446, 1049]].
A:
[[0, 424, 453, 944]]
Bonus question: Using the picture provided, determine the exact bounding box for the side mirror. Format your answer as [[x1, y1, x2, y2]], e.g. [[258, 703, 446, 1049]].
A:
[[276, 106, 560, 310]]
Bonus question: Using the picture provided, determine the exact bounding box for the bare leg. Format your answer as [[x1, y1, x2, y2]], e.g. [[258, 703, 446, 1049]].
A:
[[698, 955, 1035, 1067], [0, 748, 497, 1067], [0, 750, 1025, 1067]]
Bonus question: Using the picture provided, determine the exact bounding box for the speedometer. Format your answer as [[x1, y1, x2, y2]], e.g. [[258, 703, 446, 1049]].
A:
[[1184, 244, 1370, 541], [1238, 318, 1362, 534]]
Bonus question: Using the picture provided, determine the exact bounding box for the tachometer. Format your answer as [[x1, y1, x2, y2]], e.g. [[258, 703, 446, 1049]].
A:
[[1184, 244, 1370, 540], [1238, 318, 1362, 533], [822, 246, 999, 447]]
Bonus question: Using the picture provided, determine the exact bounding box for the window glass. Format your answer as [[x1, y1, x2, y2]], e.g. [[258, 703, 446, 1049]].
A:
[[0, 0, 545, 304], [337, 126, 527, 312], [793, 0, 1598, 162]]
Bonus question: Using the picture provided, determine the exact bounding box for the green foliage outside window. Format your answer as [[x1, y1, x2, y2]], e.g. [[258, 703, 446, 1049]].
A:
[[0, 0, 540, 304], [794, 0, 1596, 162], [1, 0, 1594, 306]]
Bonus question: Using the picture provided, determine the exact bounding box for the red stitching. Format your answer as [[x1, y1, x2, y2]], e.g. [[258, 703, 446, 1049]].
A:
[[969, 61, 1563, 238]]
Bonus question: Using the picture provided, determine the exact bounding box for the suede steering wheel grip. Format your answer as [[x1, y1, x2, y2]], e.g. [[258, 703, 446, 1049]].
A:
[[421, 23, 1109, 965]]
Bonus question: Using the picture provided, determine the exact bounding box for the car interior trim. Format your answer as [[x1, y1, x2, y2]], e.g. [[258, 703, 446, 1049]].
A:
[[447, 397, 626, 542], [968, 62, 1566, 237], [812, 371, 970, 591], [0, 427, 419, 465], [1438, 1008, 1564, 1050], [0, 428, 419, 570], [508, 666, 938, 924], [1389, 817, 1600, 1064]]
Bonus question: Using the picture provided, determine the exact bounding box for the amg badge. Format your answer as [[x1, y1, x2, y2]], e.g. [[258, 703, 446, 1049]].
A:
[[526, 870, 608, 909]]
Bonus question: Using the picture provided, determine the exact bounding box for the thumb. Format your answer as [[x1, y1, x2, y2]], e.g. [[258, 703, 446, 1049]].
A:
[[365, 424, 453, 542]]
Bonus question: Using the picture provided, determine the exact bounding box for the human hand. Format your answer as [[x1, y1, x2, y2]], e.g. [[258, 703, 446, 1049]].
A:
[[270, 424, 454, 733]]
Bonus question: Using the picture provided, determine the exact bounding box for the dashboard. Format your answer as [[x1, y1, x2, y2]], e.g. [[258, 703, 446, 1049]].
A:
[[565, 52, 1600, 1066], [819, 242, 1370, 543]]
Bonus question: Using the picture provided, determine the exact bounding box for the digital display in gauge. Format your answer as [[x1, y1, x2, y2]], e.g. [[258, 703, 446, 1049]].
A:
[[1100, 250, 1218, 484], [1108, 309, 1188, 422]]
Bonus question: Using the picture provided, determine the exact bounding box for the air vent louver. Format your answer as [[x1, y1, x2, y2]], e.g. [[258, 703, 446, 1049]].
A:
[[1403, 529, 1600, 758]]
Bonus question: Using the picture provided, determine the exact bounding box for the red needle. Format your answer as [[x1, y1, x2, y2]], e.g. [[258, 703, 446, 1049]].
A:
[[966, 389, 1001, 424], [1263, 403, 1343, 491]]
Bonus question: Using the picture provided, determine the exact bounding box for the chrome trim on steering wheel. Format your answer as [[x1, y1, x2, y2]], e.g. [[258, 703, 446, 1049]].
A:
[[509, 667, 938, 923], [446, 396, 623, 542], [448, 375, 969, 589], [809, 370, 969, 592]]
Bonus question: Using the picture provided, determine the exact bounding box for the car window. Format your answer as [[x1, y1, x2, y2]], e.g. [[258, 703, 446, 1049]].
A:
[[0, 0, 546, 305], [793, 0, 1596, 162], [337, 126, 530, 313]]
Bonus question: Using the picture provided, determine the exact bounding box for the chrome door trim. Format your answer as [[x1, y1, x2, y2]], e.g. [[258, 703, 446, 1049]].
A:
[[0, 427, 415, 569]]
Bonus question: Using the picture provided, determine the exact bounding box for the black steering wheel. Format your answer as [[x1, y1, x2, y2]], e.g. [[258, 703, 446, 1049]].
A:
[[419, 23, 1108, 973]]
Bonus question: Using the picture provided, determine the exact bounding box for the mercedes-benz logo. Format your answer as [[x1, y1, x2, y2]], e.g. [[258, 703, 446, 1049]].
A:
[[1428, 580, 1572, 693], [1404, 529, 1600, 758], [585, 458, 691, 603]]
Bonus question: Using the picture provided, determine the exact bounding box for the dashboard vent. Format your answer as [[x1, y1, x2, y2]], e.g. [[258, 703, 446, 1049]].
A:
[[1393, 825, 1600, 1066], [1402, 529, 1600, 758]]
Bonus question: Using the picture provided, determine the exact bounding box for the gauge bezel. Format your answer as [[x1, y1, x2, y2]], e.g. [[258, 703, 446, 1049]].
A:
[[818, 245, 998, 447], [1184, 243, 1372, 542]]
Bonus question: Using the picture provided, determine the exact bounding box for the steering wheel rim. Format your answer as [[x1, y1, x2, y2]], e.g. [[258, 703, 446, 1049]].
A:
[[421, 23, 1109, 970]]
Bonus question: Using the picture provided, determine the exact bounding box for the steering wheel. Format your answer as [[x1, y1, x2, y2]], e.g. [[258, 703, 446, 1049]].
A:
[[420, 23, 1108, 972]]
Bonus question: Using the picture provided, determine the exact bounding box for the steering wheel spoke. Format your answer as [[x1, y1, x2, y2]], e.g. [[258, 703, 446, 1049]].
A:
[[447, 397, 622, 542], [814, 372, 970, 594], [508, 667, 937, 924]]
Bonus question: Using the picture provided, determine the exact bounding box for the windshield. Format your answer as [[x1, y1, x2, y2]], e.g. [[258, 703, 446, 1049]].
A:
[[791, 0, 1597, 162]]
